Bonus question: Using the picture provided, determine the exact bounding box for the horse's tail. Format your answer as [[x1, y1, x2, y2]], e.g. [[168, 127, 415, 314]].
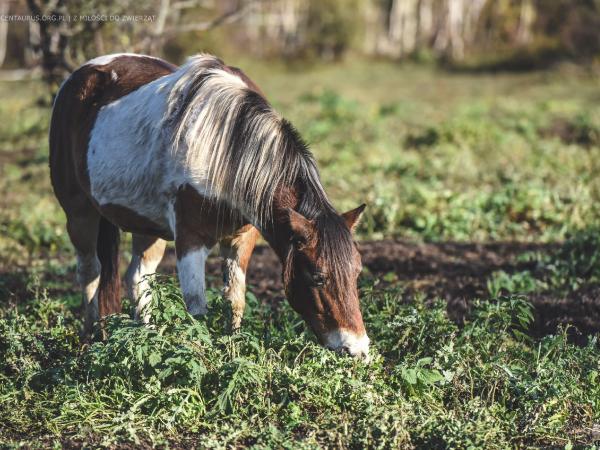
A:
[[97, 217, 121, 318]]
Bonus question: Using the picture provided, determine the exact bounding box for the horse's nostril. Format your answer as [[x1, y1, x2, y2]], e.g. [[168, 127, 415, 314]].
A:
[[324, 329, 370, 360], [358, 350, 370, 362], [339, 347, 370, 362]]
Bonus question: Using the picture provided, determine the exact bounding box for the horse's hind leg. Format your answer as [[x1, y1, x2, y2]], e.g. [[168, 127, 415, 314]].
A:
[[220, 225, 260, 330], [125, 234, 166, 322], [65, 207, 101, 335]]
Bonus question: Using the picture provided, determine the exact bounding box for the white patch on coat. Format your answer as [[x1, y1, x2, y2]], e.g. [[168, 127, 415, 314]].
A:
[[177, 247, 210, 316], [76, 253, 101, 325], [126, 253, 164, 323], [87, 56, 221, 236], [223, 258, 246, 328], [86, 52, 330, 235], [85, 53, 164, 67], [87, 70, 181, 233], [324, 328, 370, 361]]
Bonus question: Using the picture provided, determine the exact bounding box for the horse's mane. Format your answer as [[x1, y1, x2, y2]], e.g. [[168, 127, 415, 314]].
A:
[[164, 54, 330, 226], [165, 55, 355, 288]]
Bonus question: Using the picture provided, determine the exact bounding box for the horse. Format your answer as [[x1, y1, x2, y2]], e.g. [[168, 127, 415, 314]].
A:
[[49, 53, 370, 359]]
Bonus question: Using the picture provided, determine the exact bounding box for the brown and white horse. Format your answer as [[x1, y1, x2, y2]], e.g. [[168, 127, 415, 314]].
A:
[[49, 53, 369, 358]]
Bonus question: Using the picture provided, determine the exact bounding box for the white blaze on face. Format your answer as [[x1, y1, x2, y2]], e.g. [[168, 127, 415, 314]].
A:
[[324, 328, 370, 361]]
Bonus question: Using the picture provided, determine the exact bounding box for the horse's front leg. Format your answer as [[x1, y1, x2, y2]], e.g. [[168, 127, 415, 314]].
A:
[[220, 225, 260, 330], [173, 190, 217, 316], [174, 242, 212, 316], [125, 234, 167, 322]]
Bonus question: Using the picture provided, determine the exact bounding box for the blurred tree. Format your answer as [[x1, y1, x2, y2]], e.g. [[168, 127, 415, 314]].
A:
[[23, 0, 255, 91], [240, 0, 358, 60], [305, 0, 360, 60], [0, 0, 8, 67], [26, 0, 71, 88], [0, 0, 597, 76], [516, 0, 535, 45]]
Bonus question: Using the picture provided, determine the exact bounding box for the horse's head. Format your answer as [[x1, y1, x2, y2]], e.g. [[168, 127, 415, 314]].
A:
[[282, 204, 369, 360]]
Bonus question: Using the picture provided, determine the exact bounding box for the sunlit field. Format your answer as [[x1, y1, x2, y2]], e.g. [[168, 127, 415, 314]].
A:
[[1, 60, 599, 447]]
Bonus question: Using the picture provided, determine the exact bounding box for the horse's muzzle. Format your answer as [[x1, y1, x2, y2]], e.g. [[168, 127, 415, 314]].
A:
[[324, 328, 371, 362]]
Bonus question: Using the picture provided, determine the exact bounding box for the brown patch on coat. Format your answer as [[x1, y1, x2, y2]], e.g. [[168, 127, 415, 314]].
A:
[[220, 224, 261, 272], [132, 234, 168, 265], [174, 184, 249, 258], [99, 203, 173, 240], [259, 186, 366, 337]]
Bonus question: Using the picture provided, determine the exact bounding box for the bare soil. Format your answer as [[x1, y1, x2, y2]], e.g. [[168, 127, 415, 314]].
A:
[[2, 240, 599, 342], [164, 240, 600, 341]]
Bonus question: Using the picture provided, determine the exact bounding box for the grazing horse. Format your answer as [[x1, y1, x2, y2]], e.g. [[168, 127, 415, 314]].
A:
[[49, 53, 369, 358]]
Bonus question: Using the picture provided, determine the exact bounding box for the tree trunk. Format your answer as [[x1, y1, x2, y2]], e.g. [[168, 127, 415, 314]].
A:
[[417, 0, 434, 49], [516, 0, 535, 45], [26, 0, 73, 89], [464, 0, 486, 45], [0, 0, 9, 67], [363, 0, 379, 55], [434, 0, 466, 60]]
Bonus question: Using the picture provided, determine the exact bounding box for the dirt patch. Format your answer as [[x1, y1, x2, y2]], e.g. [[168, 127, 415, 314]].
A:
[[0, 146, 38, 166], [539, 117, 600, 147], [162, 239, 599, 338], [3, 239, 598, 340]]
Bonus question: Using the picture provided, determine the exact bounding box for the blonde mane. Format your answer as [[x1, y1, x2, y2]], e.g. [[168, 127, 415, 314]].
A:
[[163, 54, 331, 227]]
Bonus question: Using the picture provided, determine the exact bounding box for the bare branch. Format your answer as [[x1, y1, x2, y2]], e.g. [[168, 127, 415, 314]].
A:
[[172, 0, 203, 10], [162, 0, 258, 38]]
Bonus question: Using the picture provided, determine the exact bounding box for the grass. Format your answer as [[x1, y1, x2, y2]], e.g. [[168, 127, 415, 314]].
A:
[[1, 277, 599, 447], [488, 226, 600, 297], [0, 60, 599, 447], [2, 62, 600, 264]]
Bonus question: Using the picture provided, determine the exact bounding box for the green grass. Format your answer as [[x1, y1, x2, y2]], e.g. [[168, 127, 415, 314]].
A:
[[2, 62, 600, 264], [488, 226, 600, 297], [1, 278, 599, 448], [1, 61, 600, 447]]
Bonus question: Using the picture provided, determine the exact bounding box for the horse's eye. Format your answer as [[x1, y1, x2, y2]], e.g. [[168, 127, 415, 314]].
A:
[[291, 236, 306, 248], [313, 272, 327, 287]]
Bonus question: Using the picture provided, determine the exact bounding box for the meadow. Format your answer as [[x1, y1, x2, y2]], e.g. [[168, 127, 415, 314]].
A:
[[1, 59, 599, 448]]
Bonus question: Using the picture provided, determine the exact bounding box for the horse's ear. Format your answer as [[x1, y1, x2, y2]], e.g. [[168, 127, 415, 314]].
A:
[[342, 204, 366, 232], [286, 208, 313, 240]]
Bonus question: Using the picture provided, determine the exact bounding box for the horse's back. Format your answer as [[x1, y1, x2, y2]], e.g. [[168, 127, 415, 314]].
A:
[[49, 54, 176, 209], [50, 53, 266, 239]]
